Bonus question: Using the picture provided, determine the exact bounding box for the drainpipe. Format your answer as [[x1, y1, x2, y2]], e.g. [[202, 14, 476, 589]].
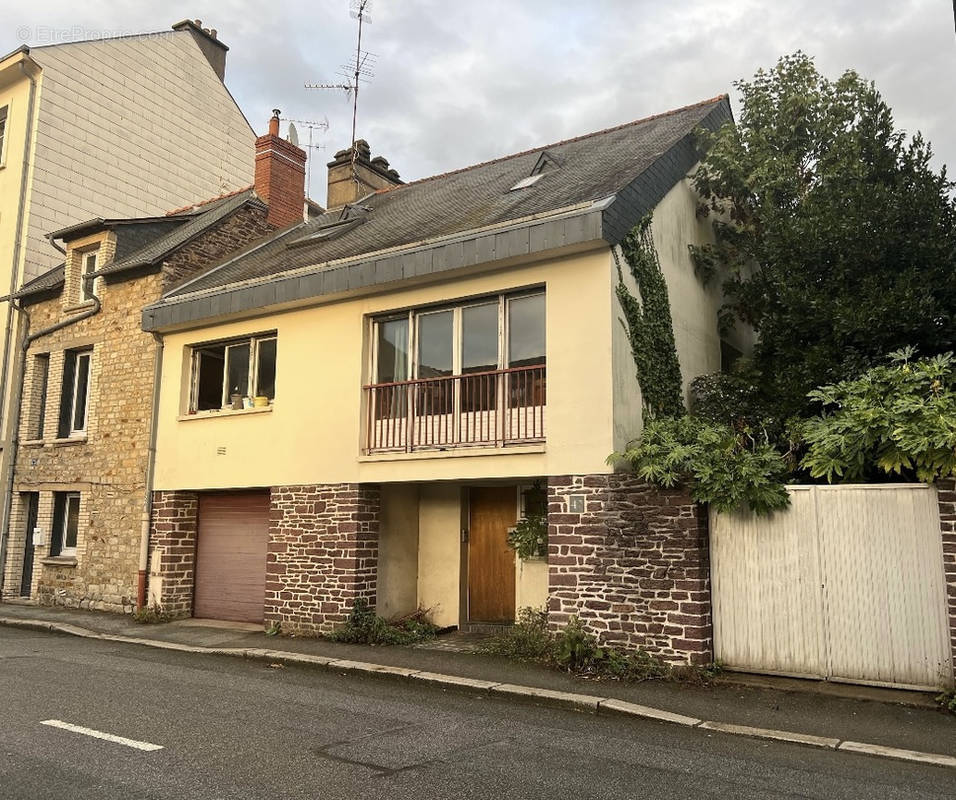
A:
[[0, 288, 100, 596], [137, 331, 164, 610], [0, 58, 39, 437]]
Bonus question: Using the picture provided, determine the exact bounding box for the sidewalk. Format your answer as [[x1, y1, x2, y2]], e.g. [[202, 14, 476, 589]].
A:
[[2, 602, 954, 765]]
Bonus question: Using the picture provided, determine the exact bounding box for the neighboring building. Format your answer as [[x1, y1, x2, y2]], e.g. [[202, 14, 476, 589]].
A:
[[140, 95, 751, 665], [0, 20, 255, 512], [0, 116, 307, 609]]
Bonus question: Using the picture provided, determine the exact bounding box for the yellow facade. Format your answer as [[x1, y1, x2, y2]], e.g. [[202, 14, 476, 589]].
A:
[[153, 246, 619, 490]]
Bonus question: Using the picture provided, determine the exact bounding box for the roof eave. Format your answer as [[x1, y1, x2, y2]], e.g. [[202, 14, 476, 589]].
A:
[[141, 205, 608, 332]]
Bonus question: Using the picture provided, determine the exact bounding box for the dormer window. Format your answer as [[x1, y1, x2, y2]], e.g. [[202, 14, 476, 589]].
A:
[[80, 249, 98, 301]]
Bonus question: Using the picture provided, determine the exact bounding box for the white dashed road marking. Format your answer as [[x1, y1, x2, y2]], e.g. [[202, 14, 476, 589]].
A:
[[40, 719, 163, 752]]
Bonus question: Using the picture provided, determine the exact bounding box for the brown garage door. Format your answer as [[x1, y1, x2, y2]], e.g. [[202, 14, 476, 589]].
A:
[[194, 492, 269, 623]]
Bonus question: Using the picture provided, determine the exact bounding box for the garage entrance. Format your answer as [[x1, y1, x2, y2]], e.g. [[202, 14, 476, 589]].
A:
[[194, 492, 270, 623]]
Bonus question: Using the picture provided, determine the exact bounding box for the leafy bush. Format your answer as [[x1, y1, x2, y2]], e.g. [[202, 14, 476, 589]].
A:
[[799, 349, 956, 482], [482, 608, 717, 684], [612, 415, 791, 515], [507, 514, 548, 559], [327, 599, 438, 646], [480, 607, 553, 662], [936, 690, 956, 715], [131, 605, 176, 624]]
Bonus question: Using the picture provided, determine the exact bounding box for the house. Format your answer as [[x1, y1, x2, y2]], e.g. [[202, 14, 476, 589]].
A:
[[0, 115, 308, 609], [139, 94, 750, 664], [0, 20, 256, 549]]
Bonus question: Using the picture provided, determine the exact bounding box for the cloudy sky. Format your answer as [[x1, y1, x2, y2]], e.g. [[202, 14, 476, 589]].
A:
[[4, 1, 954, 205]]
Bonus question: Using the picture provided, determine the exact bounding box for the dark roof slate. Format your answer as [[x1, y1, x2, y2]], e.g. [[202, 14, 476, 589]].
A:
[[168, 95, 730, 299]]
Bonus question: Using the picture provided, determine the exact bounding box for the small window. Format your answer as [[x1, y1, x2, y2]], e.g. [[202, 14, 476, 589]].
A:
[[50, 492, 80, 557], [509, 174, 543, 192], [32, 354, 50, 439], [190, 334, 277, 412], [57, 350, 91, 438], [0, 105, 8, 167], [80, 249, 98, 301]]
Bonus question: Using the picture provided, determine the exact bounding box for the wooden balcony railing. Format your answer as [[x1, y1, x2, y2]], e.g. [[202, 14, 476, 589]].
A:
[[364, 364, 546, 453]]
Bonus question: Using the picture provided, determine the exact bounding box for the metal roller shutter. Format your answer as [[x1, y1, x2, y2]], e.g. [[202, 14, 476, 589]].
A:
[[194, 492, 269, 623]]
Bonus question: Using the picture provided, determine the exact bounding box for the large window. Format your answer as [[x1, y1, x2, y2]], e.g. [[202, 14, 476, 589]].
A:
[[50, 492, 80, 557], [57, 350, 91, 438], [0, 105, 8, 167], [366, 291, 546, 451], [190, 334, 277, 412], [371, 291, 545, 386]]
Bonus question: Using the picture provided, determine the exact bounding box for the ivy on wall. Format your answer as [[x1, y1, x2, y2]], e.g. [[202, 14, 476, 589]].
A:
[[613, 216, 684, 419]]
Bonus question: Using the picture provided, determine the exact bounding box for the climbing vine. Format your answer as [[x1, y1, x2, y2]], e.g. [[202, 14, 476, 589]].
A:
[[614, 216, 684, 418]]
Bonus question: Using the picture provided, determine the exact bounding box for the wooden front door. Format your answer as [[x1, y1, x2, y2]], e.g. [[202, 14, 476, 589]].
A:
[[468, 486, 517, 622]]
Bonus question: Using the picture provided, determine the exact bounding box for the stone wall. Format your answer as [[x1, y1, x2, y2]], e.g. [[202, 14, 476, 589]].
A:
[[265, 484, 380, 635], [147, 491, 199, 617], [937, 478, 956, 682], [1, 202, 271, 611], [547, 474, 712, 665]]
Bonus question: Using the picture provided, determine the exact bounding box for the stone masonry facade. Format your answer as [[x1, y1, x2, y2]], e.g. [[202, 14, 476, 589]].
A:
[[547, 474, 712, 665], [937, 478, 956, 682], [1, 205, 272, 610], [147, 491, 199, 617], [265, 484, 380, 635]]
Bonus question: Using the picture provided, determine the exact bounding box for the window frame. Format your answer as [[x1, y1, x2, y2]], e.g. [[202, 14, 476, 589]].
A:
[[51, 492, 81, 558], [32, 353, 50, 440], [58, 349, 92, 439], [0, 103, 8, 169], [369, 289, 543, 386], [188, 333, 277, 413], [79, 248, 99, 302]]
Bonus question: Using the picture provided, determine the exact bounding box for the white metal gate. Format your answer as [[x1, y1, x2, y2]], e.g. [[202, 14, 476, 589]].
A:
[[710, 484, 953, 690]]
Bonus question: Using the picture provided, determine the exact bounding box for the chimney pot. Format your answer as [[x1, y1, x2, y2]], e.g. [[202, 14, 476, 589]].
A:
[[194, 19, 202, 26], [269, 109, 281, 138], [210, 29, 217, 39]]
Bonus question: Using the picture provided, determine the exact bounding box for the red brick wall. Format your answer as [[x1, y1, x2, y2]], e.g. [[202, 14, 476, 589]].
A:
[[148, 491, 199, 617], [937, 478, 956, 682], [265, 484, 380, 635], [548, 474, 713, 665], [254, 135, 306, 229]]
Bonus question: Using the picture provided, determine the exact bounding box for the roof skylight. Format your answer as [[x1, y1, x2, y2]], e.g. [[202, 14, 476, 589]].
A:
[[509, 174, 544, 191]]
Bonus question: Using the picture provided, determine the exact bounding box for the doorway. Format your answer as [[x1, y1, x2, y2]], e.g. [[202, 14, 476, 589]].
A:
[[19, 493, 38, 597], [467, 486, 517, 622]]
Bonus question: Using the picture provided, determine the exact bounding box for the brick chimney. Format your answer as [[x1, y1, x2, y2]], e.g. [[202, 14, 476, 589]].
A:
[[255, 110, 307, 229], [326, 140, 403, 209]]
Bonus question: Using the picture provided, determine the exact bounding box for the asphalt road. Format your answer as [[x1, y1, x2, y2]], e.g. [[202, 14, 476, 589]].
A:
[[0, 628, 953, 799]]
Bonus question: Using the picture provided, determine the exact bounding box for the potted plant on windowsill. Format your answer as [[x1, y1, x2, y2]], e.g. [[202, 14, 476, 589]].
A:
[[507, 513, 548, 560]]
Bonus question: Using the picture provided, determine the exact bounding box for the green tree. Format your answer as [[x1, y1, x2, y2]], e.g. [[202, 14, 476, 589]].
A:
[[692, 53, 956, 421], [799, 349, 956, 483]]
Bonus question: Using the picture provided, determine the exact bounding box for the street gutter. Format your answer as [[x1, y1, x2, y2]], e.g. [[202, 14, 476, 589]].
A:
[[2, 615, 954, 771]]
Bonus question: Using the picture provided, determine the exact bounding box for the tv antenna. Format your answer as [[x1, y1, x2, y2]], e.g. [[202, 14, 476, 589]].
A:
[[280, 116, 330, 199], [305, 0, 374, 183]]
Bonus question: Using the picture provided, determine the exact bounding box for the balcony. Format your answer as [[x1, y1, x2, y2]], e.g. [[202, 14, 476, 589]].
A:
[[364, 364, 546, 453]]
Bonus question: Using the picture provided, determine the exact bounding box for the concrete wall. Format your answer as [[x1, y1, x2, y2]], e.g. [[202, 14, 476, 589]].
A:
[[377, 483, 420, 619], [417, 484, 462, 628], [153, 248, 619, 490]]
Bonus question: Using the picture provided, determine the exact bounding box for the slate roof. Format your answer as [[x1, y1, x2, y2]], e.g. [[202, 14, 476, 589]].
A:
[[98, 190, 263, 276], [12, 190, 265, 302], [166, 95, 731, 301]]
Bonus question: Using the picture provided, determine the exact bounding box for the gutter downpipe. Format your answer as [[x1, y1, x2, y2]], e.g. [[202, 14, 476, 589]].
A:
[[0, 58, 39, 437], [0, 290, 100, 596], [137, 331, 164, 610]]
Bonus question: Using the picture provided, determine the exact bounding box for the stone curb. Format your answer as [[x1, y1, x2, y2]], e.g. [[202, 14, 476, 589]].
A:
[[3, 616, 954, 770]]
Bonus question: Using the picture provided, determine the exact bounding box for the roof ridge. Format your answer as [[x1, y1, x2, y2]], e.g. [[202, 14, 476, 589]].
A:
[[375, 94, 729, 196], [166, 185, 254, 216]]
